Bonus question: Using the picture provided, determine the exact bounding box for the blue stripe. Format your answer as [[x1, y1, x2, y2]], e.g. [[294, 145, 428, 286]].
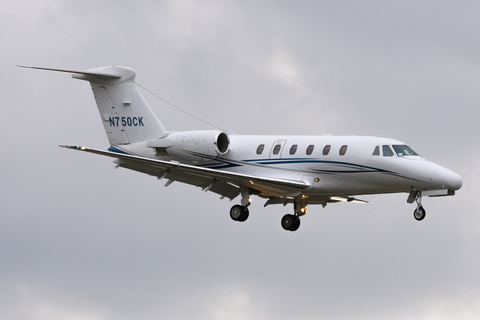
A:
[[178, 150, 243, 169], [174, 149, 397, 175], [198, 163, 243, 169], [243, 158, 396, 174], [108, 146, 130, 155], [243, 157, 309, 162], [312, 169, 393, 174]]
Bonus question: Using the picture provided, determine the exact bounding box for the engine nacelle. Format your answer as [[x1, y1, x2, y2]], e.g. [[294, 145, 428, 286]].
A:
[[165, 130, 230, 161]]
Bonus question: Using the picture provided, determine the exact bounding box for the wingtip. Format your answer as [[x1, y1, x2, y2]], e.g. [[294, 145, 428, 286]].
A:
[[59, 145, 85, 150], [17, 65, 38, 70]]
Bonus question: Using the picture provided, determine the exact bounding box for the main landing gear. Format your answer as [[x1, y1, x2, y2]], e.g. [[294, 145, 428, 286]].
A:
[[230, 204, 249, 222], [230, 188, 251, 222], [229, 190, 307, 232], [229, 202, 305, 232], [281, 201, 307, 232], [281, 214, 301, 231], [408, 191, 426, 221]]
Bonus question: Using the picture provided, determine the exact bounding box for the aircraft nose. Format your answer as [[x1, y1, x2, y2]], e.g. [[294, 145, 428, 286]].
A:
[[435, 166, 463, 190]]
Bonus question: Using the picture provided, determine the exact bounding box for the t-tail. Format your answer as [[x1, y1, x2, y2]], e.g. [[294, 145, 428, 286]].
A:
[[19, 65, 166, 145]]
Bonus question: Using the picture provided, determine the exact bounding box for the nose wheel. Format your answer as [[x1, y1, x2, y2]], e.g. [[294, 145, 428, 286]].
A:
[[409, 191, 427, 221], [413, 206, 426, 221]]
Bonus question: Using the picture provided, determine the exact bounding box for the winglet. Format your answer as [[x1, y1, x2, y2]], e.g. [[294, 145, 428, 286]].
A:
[[17, 65, 122, 79]]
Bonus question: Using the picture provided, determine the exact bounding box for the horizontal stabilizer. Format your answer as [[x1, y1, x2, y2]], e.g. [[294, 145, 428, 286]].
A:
[[17, 65, 121, 79]]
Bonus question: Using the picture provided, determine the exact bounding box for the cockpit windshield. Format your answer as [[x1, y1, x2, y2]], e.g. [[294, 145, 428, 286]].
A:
[[392, 145, 419, 157]]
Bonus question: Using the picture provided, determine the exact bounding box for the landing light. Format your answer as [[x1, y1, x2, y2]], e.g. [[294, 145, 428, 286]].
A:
[[298, 207, 307, 216]]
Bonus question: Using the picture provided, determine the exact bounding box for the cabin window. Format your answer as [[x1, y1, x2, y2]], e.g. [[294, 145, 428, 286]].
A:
[[256, 144, 265, 154], [383, 145, 394, 157], [392, 145, 419, 157], [289, 144, 298, 155], [323, 145, 331, 155], [273, 144, 281, 155], [372, 146, 380, 156], [339, 145, 348, 155], [306, 145, 314, 155]]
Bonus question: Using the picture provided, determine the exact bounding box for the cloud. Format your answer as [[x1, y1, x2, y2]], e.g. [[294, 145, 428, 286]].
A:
[[1, 1, 479, 320]]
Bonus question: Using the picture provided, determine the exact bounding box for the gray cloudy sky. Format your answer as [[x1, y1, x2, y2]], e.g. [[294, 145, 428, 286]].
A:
[[1, 1, 480, 319]]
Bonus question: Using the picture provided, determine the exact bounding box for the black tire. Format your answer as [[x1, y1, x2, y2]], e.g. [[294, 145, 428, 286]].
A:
[[413, 206, 426, 221], [238, 207, 249, 222], [281, 214, 296, 231], [230, 205, 249, 222], [290, 215, 301, 231], [230, 205, 243, 221]]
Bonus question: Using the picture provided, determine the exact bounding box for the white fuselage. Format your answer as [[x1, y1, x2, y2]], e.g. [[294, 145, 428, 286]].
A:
[[124, 134, 462, 198]]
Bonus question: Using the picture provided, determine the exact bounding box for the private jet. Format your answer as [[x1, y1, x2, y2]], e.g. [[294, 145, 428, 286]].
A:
[[20, 65, 463, 231]]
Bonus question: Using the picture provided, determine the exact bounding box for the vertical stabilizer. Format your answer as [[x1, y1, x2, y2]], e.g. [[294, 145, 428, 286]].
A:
[[71, 66, 166, 145], [19, 65, 166, 145]]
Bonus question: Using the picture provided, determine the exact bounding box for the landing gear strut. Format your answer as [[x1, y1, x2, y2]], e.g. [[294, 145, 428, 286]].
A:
[[409, 191, 426, 221]]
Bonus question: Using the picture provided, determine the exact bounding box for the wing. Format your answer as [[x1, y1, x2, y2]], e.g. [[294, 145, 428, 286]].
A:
[[61, 145, 309, 200]]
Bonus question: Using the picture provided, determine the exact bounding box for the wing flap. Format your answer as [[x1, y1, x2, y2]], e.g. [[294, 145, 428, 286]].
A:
[[116, 159, 240, 200], [329, 196, 368, 203]]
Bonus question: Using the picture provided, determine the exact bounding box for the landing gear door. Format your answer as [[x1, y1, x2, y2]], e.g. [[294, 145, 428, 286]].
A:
[[269, 140, 287, 159]]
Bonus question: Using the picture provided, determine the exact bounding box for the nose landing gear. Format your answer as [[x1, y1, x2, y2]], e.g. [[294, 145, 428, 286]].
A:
[[414, 206, 426, 221], [408, 191, 426, 221]]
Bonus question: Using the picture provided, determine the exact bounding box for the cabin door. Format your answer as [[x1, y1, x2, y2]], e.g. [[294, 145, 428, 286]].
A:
[[269, 140, 287, 159]]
